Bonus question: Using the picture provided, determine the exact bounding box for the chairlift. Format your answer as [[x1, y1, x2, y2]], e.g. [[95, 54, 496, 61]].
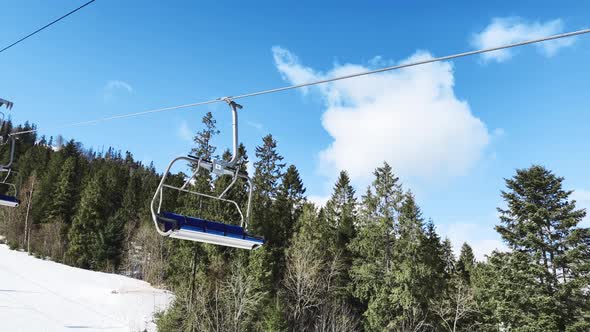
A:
[[151, 99, 264, 250], [0, 98, 19, 207], [0, 169, 19, 208]]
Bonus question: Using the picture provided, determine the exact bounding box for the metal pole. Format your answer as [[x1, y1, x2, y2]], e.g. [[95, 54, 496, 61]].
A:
[[222, 98, 242, 167]]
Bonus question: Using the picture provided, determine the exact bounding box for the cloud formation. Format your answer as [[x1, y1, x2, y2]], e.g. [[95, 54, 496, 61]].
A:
[[471, 17, 576, 63], [438, 221, 507, 261], [272, 46, 490, 184], [246, 120, 264, 131], [572, 189, 590, 227], [103, 80, 134, 101], [177, 121, 193, 142]]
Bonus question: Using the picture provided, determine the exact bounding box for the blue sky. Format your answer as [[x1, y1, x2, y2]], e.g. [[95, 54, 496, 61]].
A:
[[1, 0, 589, 258]]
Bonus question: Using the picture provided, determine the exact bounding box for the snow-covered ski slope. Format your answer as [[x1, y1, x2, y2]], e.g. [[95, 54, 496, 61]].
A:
[[0, 244, 172, 332]]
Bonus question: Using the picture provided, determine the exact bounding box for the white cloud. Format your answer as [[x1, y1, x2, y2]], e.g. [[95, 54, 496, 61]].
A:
[[246, 120, 264, 131], [572, 189, 590, 227], [272, 46, 319, 95], [438, 222, 508, 261], [103, 80, 134, 101], [471, 17, 576, 63], [493, 128, 506, 137], [307, 195, 330, 208], [106, 80, 133, 93], [273, 46, 490, 184], [246, 161, 255, 177], [177, 121, 193, 142]]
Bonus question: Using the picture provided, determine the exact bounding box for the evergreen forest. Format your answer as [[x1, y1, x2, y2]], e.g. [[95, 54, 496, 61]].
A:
[[1, 115, 589, 332]]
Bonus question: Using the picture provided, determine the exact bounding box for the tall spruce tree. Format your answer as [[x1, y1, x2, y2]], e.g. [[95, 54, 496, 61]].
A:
[[276, 164, 306, 242], [253, 134, 285, 200], [251, 134, 286, 288], [251, 134, 285, 242], [323, 171, 357, 303], [441, 238, 456, 276], [272, 165, 306, 283], [31, 150, 66, 223], [457, 243, 475, 284], [66, 169, 109, 269], [324, 171, 357, 256], [191, 111, 219, 160], [390, 192, 444, 330], [48, 157, 78, 226], [490, 165, 590, 330], [180, 111, 220, 219], [349, 162, 404, 331]]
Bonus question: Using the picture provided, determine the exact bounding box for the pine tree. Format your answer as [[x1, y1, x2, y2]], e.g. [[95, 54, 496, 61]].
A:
[[276, 164, 306, 241], [66, 170, 108, 269], [272, 165, 306, 283], [473, 250, 560, 331], [253, 135, 285, 199], [104, 168, 143, 271], [31, 151, 66, 223], [390, 192, 443, 330], [181, 111, 220, 220], [324, 171, 357, 256], [252, 135, 286, 240], [323, 171, 357, 304], [457, 243, 475, 284], [349, 163, 404, 331], [491, 165, 590, 330], [191, 111, 219, 160], [249, 134, 286, 288], [441, 238, 456, 276], [48, 157, 78, 225], [119, 168, 142, 222]]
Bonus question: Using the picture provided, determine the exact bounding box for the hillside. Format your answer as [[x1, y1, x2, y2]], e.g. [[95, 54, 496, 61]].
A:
[[0, 244, 172, 332]]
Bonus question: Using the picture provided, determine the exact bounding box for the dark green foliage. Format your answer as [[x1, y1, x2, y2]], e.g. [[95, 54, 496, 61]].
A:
[[276, 164, 306, 243], [476, 165, 590, 331], [251, 134, 287, 288], [473, 251, 562, 331], [349, 165, 446, 331], [66, 170, 109, 269], [48, 157, 78, 225], [324, 171, 357, 254], [3, 117, 590, 332], [31, 149, 66, 223], [191, 111, 219, 160], [457, 243, 475, 283], [323, 171, 357, 303]]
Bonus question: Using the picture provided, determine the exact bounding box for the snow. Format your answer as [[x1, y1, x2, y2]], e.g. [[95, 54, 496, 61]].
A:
[[0, 245, 173, 332]]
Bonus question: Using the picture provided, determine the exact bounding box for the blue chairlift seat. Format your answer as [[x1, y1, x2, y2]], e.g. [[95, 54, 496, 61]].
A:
[[157, 211, 264, 250], [0, 194, 19, 208]]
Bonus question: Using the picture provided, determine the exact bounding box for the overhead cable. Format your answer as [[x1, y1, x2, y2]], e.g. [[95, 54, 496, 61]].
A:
[[0, 0, 97, 54], [10, 27, 590, 137]]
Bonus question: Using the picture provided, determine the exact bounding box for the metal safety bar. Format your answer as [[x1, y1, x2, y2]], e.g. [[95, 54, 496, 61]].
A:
[[151, 155, 254, 237]]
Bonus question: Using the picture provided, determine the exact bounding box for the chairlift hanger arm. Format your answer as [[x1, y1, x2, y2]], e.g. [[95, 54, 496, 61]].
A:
[[220, 97, 242, 167], [0, 136, 16, 169]]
